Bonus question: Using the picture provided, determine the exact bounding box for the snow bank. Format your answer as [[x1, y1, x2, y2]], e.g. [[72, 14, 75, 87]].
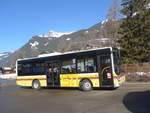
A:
[[0, 73, 17, 79]]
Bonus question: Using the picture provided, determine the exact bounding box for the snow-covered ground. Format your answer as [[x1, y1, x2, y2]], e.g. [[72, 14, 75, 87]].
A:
[[0, 73, 17, 79], [126, 72, 150, 76]]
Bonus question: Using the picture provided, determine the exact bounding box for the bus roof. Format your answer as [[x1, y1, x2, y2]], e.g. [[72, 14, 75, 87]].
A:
[[17, 47, 114, 62]]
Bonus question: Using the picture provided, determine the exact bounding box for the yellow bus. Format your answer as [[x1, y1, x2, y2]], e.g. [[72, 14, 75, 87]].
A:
[[16, 47, 125, 91]]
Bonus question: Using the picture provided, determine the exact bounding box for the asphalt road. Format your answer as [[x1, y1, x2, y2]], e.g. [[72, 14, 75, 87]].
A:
[[0, 80, 150, 113]]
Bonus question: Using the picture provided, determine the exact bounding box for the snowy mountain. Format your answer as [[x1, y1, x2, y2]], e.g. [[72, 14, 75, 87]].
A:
[[0, 52, 11, 60], [0, 52, 12, 66]]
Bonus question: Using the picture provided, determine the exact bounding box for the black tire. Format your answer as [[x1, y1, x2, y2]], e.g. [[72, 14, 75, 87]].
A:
[[79, 79, 93, 91], [32, 80, 41, 90]]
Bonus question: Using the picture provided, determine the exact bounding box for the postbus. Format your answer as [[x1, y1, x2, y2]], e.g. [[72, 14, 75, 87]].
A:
[[16, 47, 125, 91]]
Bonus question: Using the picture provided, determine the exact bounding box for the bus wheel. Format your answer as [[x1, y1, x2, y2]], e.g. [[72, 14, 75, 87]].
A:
[[79, 79, 92, 91], [32, 80, 41, 89]]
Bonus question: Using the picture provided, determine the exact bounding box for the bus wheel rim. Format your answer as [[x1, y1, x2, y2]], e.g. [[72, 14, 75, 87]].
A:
[[34, 82, 39, 89], [84, 82, 91, 89]]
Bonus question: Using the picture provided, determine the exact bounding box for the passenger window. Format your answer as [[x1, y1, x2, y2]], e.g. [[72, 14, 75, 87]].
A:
[[77, 59, 85, 73], [61, 59, 76, 74], [22, 63, 32, 75], [32, 62, 45, 74], [85, 58, 96, 72]]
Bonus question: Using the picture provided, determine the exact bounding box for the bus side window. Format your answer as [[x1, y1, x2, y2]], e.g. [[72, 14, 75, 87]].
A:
[[77, 58, 96, 73], [85, 58, 96, 73], [77, 59, 85, 73], [32, 62, 45, 75], [61, 59, 76, 74]]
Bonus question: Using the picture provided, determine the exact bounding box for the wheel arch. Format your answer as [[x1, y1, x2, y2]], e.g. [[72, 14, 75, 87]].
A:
[[32, 79, 40, 84], [32, 79, 41, 89]]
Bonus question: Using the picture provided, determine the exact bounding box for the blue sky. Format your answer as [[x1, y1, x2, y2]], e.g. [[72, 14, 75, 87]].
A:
[[0, 0, 113, 53]]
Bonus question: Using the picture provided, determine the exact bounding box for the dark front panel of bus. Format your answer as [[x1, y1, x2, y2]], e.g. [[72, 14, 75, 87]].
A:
[[97, 55, 114, 87]]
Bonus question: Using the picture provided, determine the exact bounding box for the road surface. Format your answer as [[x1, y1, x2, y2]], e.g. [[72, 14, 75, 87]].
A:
[[0, 80, 150, 113]]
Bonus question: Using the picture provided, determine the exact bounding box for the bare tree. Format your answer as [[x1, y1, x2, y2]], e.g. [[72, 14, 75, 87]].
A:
[[103, 0, 121, 40], [107, 0, 121, 21]]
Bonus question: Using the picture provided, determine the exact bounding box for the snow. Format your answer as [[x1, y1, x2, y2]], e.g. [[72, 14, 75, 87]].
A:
[[3, 55, 9, 58], [146, 3, 150, 9], [38, 30, 73, 38], [0, 73, 17, 79], [0, 52, 10, 61], [30, 41, 39, 49], [0, 53, 6, 57], [95, 38, 111, 42], [126, 72, 150, 76], [131, 3, 150, 16], [0, 52, 10, 57], [101, 19, 108, 24], [44, 42, 49, 46], [3, 67, 11, 70], [101, 19, 108, 28], [66, 38, 71, 41], [85, 31, 89, 34], [48, 31, 73, 37], [132, 12, 138, 17]]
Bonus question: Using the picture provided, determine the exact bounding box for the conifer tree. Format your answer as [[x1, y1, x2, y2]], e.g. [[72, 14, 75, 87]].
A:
[[119, 0, 150, 63]]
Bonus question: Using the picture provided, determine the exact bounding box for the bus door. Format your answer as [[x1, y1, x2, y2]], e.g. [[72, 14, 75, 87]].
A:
[[46, 62, 60, 87], [97, 55, 113, 87]]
